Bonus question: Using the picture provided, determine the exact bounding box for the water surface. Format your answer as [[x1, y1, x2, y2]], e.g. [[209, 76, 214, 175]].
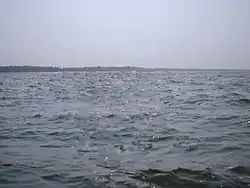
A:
[[1, 70, 250, 187]]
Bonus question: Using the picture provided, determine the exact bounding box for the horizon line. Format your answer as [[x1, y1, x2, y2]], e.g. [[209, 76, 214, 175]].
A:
[[0, 65, 250, 71]]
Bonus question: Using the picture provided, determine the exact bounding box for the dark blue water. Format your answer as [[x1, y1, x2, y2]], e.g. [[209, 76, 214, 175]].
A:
[[1, 70, 250, 188]]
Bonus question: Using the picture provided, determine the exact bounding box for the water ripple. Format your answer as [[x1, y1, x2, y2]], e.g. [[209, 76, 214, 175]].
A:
[[1, 70, 250, 188]]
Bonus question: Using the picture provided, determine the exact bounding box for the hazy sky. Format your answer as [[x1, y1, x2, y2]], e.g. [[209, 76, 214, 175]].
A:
[[0, 0, 250, 69]]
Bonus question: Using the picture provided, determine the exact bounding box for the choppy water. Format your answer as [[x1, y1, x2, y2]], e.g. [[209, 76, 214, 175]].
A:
[[1, 70, 250, 188]]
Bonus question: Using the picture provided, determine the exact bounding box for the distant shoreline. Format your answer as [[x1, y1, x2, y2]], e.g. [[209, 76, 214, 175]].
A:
[[0, 66, 248, 73]]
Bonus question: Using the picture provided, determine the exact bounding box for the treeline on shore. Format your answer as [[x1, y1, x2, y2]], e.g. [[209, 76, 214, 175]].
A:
[[1, 66, 246, 73], [0, 66, 143, 72]]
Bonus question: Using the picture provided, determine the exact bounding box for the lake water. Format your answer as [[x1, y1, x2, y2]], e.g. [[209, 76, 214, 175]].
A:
[[1, 70, 250, 188]]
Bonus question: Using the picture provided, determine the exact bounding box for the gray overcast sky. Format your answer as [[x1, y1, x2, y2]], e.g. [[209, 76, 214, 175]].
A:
[[0, 0, 250, 69]]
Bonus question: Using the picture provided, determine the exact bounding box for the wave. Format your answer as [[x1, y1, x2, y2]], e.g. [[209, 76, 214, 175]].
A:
[[20, 130, 37, 136], [103, 113, 116, 118], [39, 142, 73, 148], [1, 162, 249, 188], [184, 98, 212, 105], [228, 98, 250, 106], [48, 112, 79, 121], [227, 165, 250, 175], [32, 114, 42, 118], [41, 174, 65, 182], [237, 98, 250, 104], [232, 82, 248, 87], [190, 81, 204, 85], [130, 167, 246, 188], [217, 146, 242, 153], [211, 115, 240, 121], [122, 112, 160, 121], [148, 135, 174, 142]]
